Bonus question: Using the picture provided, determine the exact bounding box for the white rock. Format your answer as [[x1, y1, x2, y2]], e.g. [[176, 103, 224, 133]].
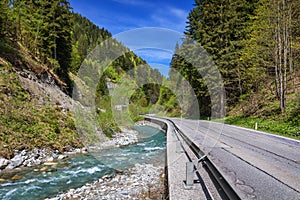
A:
[[45, 157, 54, 162], [43, 162, 58, 166], [57, 155, 67, 160], [0, 158, 10, 169], [5, 154, 24, 170]]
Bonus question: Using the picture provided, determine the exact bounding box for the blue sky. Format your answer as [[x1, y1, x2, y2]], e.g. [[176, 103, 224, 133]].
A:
[[69, 0, 195, 76]]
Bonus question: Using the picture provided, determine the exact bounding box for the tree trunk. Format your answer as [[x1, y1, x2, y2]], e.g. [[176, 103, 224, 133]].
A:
[[288, 5, 295, 93], [283, 0, 287, 111], [277, 1, 284, 112], [274, 33, 280, 98], [274, 0, 280, 98]]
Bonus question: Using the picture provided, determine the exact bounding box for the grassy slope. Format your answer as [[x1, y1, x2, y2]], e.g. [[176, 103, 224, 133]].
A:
[[0, 40, 82, 159], [226, 74, 300, 140]]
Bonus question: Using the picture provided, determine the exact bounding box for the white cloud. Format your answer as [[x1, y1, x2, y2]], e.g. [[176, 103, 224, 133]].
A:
[[169, 7, 189, 19], [150, 6, 189, 33], [107, 3, 189, 33], [114, 27, 182, 51], [111, 0, 153, 7], [133, 49, 173, 77], [135, 48, 173, 62]]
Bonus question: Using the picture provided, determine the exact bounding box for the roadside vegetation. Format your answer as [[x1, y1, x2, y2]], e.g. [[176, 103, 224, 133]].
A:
[[226, 90, 300, 140]]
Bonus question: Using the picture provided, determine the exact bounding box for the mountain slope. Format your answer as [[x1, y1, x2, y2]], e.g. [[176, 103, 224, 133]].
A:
[[0, 4, 167, 158], [0, 40, 82, 159]]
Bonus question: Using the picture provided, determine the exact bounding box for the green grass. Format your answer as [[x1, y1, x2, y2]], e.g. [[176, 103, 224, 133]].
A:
[[225, 93, 300, 140], [225, 115, 300, 140], [226, 77, 300, 141], [0, 62, 83, 159]]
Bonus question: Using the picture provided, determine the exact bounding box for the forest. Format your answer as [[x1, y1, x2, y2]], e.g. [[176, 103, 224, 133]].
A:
[[169, 0, 299, 138], [0, 0, 299, 158], [0, 0, 166, 157]]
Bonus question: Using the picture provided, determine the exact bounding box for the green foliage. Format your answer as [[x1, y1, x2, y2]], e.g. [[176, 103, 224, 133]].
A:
[[170, 0, 300, 140], [96, 96, 120, 138], [226, 88, 300, 140], [0, 0, 171, 155], [225, 116, 300, 140], [156, 84, 181, 117], [0, 63, 82, 159], [0, 0, 9, 38], [169, 41, 212, 117], [4, 0, 75, 93], [70, 13, 112, 73], [185, 0, 258, 106]]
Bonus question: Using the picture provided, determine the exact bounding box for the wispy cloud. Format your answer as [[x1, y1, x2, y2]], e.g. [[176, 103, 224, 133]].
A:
[[114, 28, 182, 51], [107, 2, 189, 33], [169, 7, 189, 19], [135, 48, 173, 62], [150, 6, 189, 32], [134, 49, 173, 77], [112, 0, 153, 7]]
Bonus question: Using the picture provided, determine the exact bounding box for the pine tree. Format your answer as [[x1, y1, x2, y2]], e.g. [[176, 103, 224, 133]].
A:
[[70, 13, 112, 73], [185, 0, 257, 106], [0, 0, 9, 38], [52, 0, 73, 92]]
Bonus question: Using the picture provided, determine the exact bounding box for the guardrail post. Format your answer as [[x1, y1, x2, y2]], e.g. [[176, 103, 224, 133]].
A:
[[185, 162, 194, 189], [172, 130, 176, 137], [176, 141, 183, 153]]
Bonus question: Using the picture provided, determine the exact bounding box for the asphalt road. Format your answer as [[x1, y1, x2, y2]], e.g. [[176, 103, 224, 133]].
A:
[[167, 118, 300, 200]]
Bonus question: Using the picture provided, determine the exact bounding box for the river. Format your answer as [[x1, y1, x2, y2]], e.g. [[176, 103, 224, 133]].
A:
[[0, 126, 166, 200]]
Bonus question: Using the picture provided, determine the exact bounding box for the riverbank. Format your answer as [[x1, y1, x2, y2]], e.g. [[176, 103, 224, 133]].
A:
[[88, 127, 138, 151], [0, 125, 167, 199], [46, 163, 165, 200], [135, 120, 164, 131], [45, 126, 166, 200], [0, 127, 138, 174]]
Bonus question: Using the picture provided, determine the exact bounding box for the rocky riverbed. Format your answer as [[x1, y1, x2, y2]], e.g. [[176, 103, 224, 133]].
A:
[[0, 148, 76, 173], [0, 125, 166, 199], [44, 126, 166, 200], [0, 127, 138, 173], [46, 163, 165, 200]]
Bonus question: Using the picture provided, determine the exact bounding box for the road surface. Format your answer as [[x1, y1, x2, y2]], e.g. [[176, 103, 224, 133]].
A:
[[168, 117, 300, 200]]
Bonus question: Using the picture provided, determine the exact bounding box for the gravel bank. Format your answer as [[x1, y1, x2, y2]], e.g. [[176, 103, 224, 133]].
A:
[[46, 163, 165, 200], [88, 127, 139, 151]]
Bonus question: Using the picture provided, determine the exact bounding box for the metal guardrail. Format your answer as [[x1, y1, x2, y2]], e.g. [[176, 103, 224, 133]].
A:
[[144, 116, 241, 200]]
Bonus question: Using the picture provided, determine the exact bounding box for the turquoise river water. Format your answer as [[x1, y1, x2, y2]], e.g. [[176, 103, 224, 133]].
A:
[[0, 126, 166, 200]]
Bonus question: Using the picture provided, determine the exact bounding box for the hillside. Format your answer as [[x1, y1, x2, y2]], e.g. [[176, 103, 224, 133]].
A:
[[226, 71, 300, 140], [0, 39, 82, 159], [0, 1, 168, 159]]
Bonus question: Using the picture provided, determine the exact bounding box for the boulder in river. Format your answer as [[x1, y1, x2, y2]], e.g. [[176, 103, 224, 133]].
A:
[[11, 175, 22, 180], [45, 156, 54, 162], [5, 154, 24, 170], [57, 155, 67, 160], [0, 158, 10, 170]]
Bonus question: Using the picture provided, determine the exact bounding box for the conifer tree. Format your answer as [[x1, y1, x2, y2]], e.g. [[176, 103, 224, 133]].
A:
[[184, 0, 257, 106], [0, 0, 9, 38]]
